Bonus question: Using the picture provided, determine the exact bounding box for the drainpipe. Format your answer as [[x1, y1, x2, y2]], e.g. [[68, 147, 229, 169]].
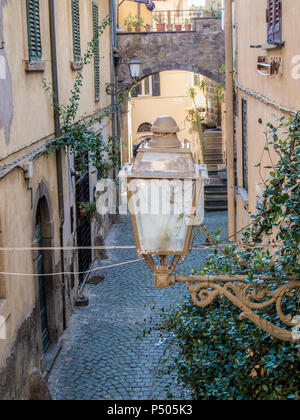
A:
[[110, 0, 117, 140], [48, 0, 66, 330], [224, 0, 236, 239], [111, 0, 121, 167]]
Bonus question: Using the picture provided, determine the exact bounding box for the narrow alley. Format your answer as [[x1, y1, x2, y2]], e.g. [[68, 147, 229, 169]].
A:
[[48, 211, 228, 400]]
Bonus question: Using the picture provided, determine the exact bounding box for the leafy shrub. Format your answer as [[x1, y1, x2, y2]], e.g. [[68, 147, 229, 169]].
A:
[[156, 297, 299, 400]]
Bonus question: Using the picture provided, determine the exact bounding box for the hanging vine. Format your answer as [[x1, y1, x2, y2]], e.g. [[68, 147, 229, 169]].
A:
[[43, 15, 129, 178]]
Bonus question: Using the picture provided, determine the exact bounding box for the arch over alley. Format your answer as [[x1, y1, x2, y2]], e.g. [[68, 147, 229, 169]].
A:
[[117, 18, 225, 90]]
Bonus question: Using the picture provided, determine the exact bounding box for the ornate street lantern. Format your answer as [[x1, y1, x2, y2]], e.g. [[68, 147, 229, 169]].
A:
[[127, 116, 207, 288], [124, 115, 299, 342], [128, 53, 143, 80]]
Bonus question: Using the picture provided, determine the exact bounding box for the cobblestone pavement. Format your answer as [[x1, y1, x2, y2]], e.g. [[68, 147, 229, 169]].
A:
[[48, 211, 228, 400]]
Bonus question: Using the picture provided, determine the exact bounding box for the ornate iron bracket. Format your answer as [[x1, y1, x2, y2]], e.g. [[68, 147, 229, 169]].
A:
[[143, 255, 300, 342]]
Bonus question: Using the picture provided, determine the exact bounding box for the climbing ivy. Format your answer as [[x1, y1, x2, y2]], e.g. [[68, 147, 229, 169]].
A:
[[43, 15, 128, 178]]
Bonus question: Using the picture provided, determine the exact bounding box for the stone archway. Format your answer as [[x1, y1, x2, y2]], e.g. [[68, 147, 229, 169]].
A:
[[117, 18, 225, 90]]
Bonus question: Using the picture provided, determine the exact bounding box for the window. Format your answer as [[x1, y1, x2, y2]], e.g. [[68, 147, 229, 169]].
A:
[[242, 99, 248, 192], [138, 123, 152, 133], [266, 0, 282, 43], [72, 0, 81, 63], [92, 2, 100, 101], [194, 73, 201, 85], [131, 74, 161, 97], [26, 0, 42, 61]]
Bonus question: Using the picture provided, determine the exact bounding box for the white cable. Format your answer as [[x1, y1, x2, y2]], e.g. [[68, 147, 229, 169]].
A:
[[0, 259, 140, 278]]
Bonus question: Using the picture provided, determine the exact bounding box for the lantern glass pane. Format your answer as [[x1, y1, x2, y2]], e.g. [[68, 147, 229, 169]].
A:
[[129, 179, 196, 253], [130, 63, 141, 79]]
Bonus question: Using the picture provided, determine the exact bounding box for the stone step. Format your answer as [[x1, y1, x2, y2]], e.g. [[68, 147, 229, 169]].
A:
[[205, 197, 228, 204], [205, 190, 227, 197], [205, 205, 228, 212]]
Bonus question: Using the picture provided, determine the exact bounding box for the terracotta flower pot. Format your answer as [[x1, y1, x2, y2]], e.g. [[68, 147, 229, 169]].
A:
[[145, 26, 151, 32], [135, 27, 141, 32], [127, 27, 133, 32], [156, 23, 166, 32], [185, 24, 192, 31], [196, 12, 201, 18], [167, 24, 173, 31], [204, 12, 212, 17], [80, 208, 88, 217], [175, 24, 182, 31]]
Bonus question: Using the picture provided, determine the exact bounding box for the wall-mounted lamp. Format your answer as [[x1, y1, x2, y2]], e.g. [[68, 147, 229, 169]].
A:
[[128, 53, 143, 80]]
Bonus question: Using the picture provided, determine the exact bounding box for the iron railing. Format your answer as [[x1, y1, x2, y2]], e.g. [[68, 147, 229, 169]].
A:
[[152, 9, 219, 31]]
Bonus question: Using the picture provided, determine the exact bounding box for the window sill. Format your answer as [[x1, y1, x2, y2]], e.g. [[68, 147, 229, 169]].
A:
[[25, 60, 46, 72], [262, 42, 285, 51], [71, 61, 83, 71]]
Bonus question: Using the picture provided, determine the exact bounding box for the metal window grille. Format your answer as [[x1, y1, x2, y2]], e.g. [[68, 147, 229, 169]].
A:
[[242, 99, 248, 192], [92, 2, 100, 101]]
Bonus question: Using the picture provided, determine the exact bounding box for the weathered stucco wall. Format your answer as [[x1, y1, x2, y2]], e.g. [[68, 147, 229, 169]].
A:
[[234, 0, 300, 231], [0, 0, 13, 145]]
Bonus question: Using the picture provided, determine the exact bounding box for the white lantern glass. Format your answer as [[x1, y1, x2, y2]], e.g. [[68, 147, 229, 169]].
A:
[[128, 178, 196, 253], [129, 63, 141, 79]]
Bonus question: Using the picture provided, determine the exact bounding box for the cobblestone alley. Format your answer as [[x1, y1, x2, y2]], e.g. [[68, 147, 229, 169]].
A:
[[48, 212, 228, 400]]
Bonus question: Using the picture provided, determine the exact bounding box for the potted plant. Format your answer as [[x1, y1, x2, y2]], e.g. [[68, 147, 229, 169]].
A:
[[124, 13, 134, 32], [144, 24, 151, 32], [79, 202, 97, 219], [154, 12, 166, 31], [132, 15, 144, 32], [175, 23, 182, 31], [192, 5, 203, 18], [184, 19, 192, 31], [203, 9, 213, 17], [166, 23, 174, 31]]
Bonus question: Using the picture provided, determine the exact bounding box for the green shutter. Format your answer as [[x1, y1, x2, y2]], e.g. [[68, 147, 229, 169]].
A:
[[92, 2, 100, 101], [72, 0, 81, 62], [152, 73, 161, 97], [26, 0, 42, 61]]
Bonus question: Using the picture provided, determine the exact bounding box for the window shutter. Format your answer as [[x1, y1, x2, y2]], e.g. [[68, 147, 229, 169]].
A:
[[152, 73, 161, 97], [72, 0, 81, 62], [26, 0, 42, 61], [131, 83, 142, 97], [267, 0, 282, 43], [92, 2, 100, 101]]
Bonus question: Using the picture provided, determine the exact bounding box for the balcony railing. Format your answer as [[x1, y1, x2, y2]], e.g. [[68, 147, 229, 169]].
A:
[[155, 10, 221, 29], [123, 10, 221, 33]]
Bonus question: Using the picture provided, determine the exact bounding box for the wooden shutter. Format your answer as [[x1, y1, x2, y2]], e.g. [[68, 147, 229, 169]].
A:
[[266, 0, 282, 43], [152, 73, 161, 97], [131, 83, 142, 97], [26, 0, 42, 61], [72, 0, 81, 62], [92, 2, 100, 101]]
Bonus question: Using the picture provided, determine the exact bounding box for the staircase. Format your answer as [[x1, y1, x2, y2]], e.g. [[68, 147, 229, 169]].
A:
[[203, 129, 224, 173], [204, 175, 228, 212]]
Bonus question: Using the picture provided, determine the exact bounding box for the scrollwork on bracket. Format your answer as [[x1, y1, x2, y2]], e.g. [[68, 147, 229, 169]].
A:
[[185, 280, 300, 342]]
